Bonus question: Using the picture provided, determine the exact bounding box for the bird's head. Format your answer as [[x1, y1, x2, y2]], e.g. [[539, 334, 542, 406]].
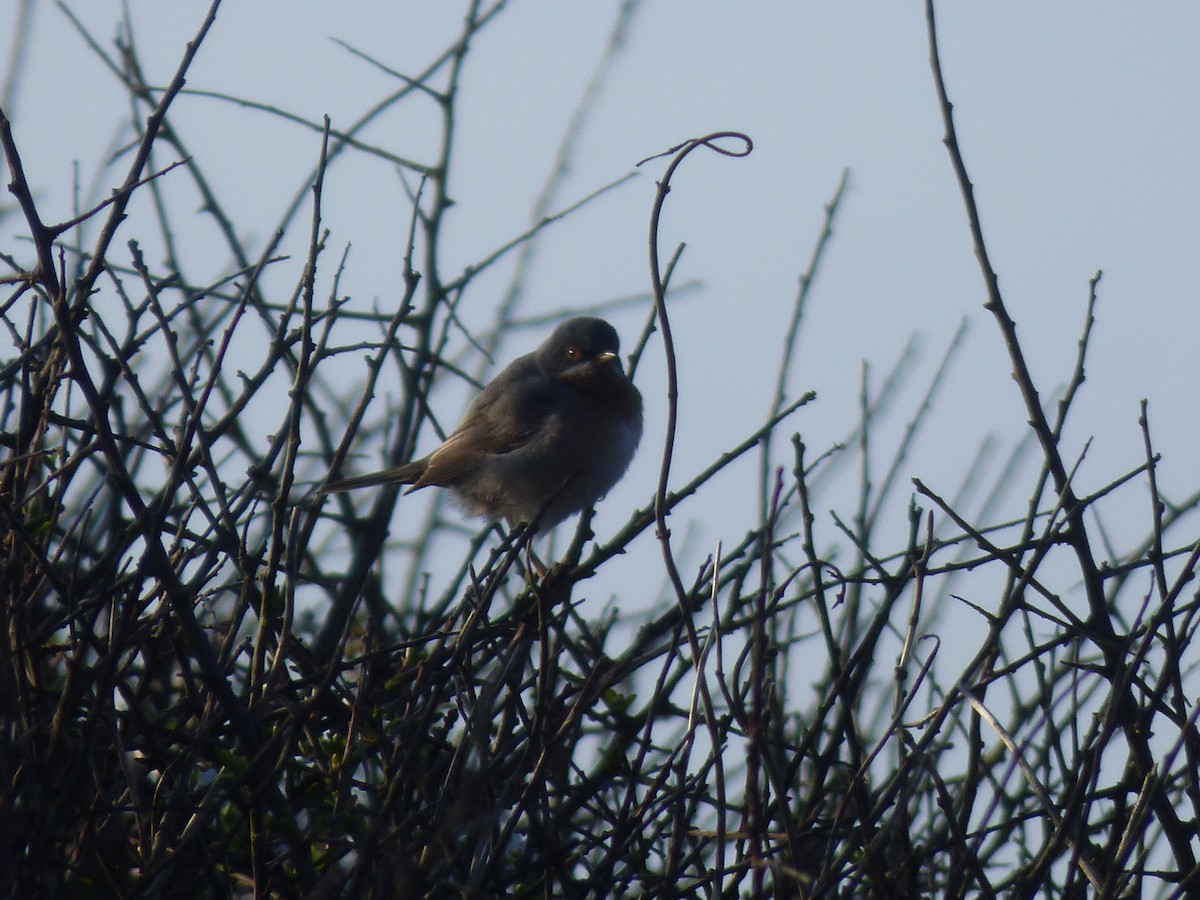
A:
[[538, 316, 628, 388]]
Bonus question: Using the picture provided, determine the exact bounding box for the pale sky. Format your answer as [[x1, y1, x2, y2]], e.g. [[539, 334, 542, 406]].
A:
[[4, 1, 1198, 604], [6, 6, 1199, 883]]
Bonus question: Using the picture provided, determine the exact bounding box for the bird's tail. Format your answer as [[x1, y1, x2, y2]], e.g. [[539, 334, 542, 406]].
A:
[[316, 461, 424, 496]]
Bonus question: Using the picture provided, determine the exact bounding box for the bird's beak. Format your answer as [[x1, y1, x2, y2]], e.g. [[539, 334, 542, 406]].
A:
[[596, 350, 624, 374], [559, 350, 623, 383]]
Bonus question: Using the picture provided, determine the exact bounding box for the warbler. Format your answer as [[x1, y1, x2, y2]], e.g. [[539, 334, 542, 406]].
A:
[[321, 316, 643, 530]]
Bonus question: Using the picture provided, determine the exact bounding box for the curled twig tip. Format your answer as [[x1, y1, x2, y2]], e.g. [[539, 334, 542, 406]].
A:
[[636, 131, 753, 168]]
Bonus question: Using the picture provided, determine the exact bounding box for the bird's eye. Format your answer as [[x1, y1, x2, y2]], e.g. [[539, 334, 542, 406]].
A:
[[566, 346, 581, 362]]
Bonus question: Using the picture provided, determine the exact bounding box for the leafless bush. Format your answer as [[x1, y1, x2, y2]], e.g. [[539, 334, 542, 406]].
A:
[[2, 2, 1199, 897]]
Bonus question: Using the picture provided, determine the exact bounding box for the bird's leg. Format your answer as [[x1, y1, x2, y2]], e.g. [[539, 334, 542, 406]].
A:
[[505, 519, 548, 580], [526, 545, 549, 579]]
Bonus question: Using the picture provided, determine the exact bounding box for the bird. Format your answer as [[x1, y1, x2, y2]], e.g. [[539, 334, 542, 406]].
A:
[[319, 316, 643, 531]]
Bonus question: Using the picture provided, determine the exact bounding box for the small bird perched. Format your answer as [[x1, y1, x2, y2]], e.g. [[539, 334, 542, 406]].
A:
[[320, 316, 643, 531]]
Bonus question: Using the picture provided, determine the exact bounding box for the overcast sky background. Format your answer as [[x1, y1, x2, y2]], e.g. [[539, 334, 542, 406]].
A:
[[4, 2, 1198, 633]]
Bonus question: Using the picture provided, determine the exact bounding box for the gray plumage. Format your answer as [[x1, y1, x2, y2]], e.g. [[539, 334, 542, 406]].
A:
[[320, 317, 643, 529]]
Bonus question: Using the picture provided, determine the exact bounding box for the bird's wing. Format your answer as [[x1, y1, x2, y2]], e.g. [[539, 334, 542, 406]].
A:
[[411, 355, 557, 488]]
